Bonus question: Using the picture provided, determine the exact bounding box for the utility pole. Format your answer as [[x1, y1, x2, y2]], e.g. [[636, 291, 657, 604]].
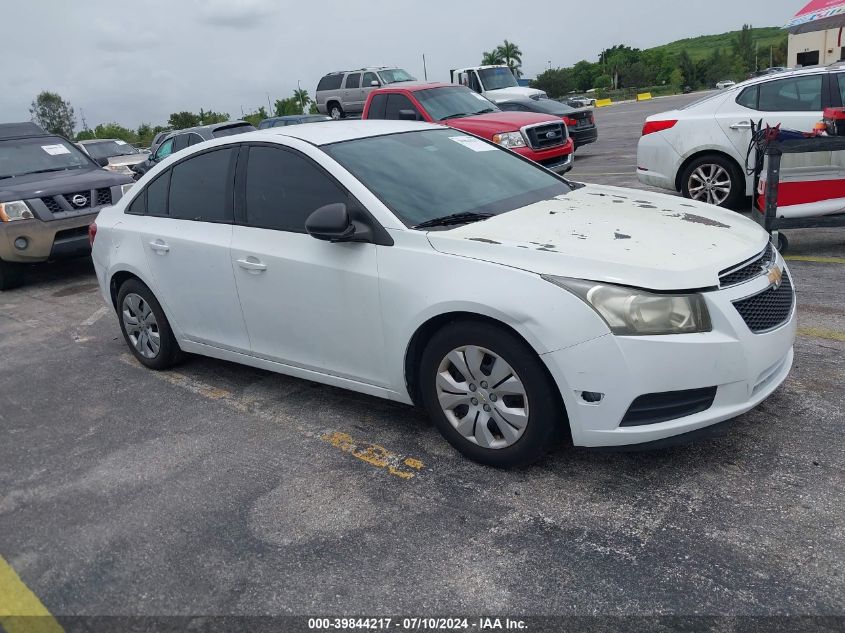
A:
[[422, 54, 428, 81], [770, 45, 773, 68], [297, 80, 304, 113], [266, 93, 272, 113], [548, 60, 552, 70]]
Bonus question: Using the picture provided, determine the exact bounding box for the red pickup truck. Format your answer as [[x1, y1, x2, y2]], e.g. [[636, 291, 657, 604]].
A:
[[362, 83, 574, 174]]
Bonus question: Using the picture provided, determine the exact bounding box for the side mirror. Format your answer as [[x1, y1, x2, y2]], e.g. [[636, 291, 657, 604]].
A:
[[305, 203, 356, 242], [94, 157, 109, 167], [398, 109, 419, 121], [370, 80, 380, 87]]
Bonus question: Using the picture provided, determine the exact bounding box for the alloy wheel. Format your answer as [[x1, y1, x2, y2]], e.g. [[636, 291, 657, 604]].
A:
[[330, 106, 342, 120], [687, 163, 732, 205], [122, 293, 161, 359], [435, 345, 529, 450]]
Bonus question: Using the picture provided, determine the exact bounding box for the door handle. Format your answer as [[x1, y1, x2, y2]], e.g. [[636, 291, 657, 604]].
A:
[[236, 257, 268, 273], [729, 121, 752, 130], [149, 239, 169, 254]]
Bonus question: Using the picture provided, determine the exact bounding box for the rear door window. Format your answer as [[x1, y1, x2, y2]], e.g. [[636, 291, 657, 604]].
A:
[[168, 148, 236, 223], [345, 73, 361, 89], [146, 170, 170, 216], [736, 86, 758, 109], [757, 75, 823, 112]]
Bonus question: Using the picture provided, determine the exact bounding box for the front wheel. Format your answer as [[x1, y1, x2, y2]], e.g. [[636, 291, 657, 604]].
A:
[[419, 320, 565, 467], [328, 103, 344, 120], [117, 278, 183, 370], [680, 155, 745, 209]]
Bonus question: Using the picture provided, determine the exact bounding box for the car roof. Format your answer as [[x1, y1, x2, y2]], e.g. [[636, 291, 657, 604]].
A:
[[0, 122, 49, 140], [373, 81, 454, 93], [733, 64, 838, 89], [78, 138, 122, 144], [321, 66, 401, 76], [243, 120, 441, 146]]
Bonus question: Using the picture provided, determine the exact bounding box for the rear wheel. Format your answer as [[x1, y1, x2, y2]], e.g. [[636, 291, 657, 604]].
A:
[[0, 259, 24, 291], [117, 279, 183, 370], [680, 154, 745, 209], [328, 102, 344, 120], [419, 320, 564, 467]]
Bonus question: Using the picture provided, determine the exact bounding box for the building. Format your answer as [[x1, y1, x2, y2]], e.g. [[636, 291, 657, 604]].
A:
[[788, 27, 845, 66]]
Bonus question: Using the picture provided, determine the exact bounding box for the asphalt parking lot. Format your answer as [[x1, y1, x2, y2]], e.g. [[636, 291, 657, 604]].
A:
[[1, 94, 844, 628]]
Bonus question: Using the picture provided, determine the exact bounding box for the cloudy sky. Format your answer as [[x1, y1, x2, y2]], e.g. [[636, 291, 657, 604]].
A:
[[5, 0, 798, 130]]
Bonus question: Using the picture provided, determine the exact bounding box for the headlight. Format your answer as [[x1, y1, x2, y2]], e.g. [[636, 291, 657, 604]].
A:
[[120, 183, 134, 196], [492, 131, 526, 149], [106, 164, 134, 176], [0, 201, 34, 222], [543, 276, 712, 335]]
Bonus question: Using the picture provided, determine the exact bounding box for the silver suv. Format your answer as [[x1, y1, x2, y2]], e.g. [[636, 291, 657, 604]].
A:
[[316, 67, 416, 119]]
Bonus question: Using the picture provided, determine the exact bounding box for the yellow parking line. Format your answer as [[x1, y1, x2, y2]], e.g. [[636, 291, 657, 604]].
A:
[[797, 327, 845, 342], [785, 255, 845, 264], [0, 555, 64, 633]]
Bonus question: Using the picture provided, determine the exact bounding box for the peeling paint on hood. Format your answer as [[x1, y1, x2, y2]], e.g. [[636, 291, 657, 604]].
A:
[[426, 184, 768, 291]]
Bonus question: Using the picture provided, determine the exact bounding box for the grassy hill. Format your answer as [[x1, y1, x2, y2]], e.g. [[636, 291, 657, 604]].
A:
[[647, 26, 786, 62]]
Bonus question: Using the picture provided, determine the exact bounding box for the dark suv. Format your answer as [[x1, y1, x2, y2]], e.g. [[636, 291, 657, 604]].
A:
[[132, 121, 256, 178], [0, 122, 133, 290]]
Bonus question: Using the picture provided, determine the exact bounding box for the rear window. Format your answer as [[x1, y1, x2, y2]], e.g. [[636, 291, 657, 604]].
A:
[[82, 140, 139, 159], [212, 123, 256, 138], [318, 74, 343, 91]]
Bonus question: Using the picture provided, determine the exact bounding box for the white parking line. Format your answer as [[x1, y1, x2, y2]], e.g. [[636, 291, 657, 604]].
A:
[[81, 306, 110, 327]]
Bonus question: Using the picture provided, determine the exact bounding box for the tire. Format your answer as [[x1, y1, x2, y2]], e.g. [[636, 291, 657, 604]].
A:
[[328, 102, 344, 120], [419, 320, 565, 467], [680, 154, 745, 210], [0, 259, 24, 291], [117, 278, 183, 370], [776, 232, 789, 253]]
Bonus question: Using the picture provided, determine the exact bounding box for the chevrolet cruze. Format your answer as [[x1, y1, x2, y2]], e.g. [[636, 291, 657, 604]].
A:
[[91, 121, 796, 467]]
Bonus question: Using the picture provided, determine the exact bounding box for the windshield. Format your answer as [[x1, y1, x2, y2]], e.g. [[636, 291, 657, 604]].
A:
[[83, 140, 139, 159], [415, 86, 500, 120], [478, 67, 519, 91], [0, 136, 92, 179], [378, 69, 415, 84], [323, 129, 571, 228]]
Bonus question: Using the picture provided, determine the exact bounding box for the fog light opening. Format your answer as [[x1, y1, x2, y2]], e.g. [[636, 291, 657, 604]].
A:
[[581, 391, 604, 403], [13, 237, 28, 250]]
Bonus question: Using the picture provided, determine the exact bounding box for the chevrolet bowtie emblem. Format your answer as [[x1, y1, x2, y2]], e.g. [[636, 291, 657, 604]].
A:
[[767, 265, 783, 290]]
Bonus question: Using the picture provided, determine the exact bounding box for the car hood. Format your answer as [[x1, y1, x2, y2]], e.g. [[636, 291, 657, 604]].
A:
[[445, 111, 563, 136], [426, 184, 768, 291], [486, 87, 547, 100], [0, 167, 131, 202], [107, 154, 147, 167]]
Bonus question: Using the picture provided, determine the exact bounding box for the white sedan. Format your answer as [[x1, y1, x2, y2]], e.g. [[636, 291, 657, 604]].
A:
[[716, 80, 736, 90], [638, 66, 834, 208], [92, 120, 795, 467]]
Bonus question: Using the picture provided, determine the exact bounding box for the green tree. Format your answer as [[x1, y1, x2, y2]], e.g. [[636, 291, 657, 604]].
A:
[[308, 102, 319, 115], [669, 68, 684, 91], [274, 97, 301, 116], [594, 74, 612, 91], [29, 91, 76, 138], [481, 50, 504, 66], [168, 111, 201, 130], [530, 68, 575, 99], [199, 109, 229, 125], [293, 88, 311, 113], [495, 40, 523, 78], [93, 123, 136, 143], [571, 60, 599, 92], [75, 129, 96, 141], [733, 24, 755, 73], [243, 106, 268, 128], [678, 49, 696, 87]]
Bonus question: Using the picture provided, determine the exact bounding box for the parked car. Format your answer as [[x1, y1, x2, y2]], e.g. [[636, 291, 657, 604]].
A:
[[493, 97, 597, 149], [637, 66, 836, 208], [132, 121, 255, 178], [0, 122, 132, 289], [566, 95, 597, 108], [316, 67, 416, 119], [450, 65, 546, 101], [716, 80, 736, 89], [91, 120, 795, 466], [363, 83, 573, 173], [148, 130, 171, 155], [77, 138, 147, 176], [258, 115, 332, 129]]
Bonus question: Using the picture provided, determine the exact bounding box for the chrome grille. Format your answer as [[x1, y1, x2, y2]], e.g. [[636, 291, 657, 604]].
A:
[[732, 271, 794, 333], [523, 122, 566, 150], [719, 243, 776, 288]]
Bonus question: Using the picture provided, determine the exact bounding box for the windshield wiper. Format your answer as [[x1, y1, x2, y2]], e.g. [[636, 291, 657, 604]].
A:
[[439, 112, 472, 120], [414, 212, 494, 229], [473, 108, 496, 115], [18, 166, 79, 176]]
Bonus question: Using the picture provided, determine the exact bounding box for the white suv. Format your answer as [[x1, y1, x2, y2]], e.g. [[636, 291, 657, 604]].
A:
[[637, 66, 842, 208]]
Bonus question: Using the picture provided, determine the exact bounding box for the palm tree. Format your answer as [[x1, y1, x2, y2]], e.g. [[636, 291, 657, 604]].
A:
[[495, 40, 523, 78], [293, 88, 311, 114], [481, 49, 504, 66]]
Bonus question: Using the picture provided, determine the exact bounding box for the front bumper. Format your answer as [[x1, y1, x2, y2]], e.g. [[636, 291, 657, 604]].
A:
[[541, 262, 796, 448], [515, 138, 574, 174], [0, 214, 96, 263]]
